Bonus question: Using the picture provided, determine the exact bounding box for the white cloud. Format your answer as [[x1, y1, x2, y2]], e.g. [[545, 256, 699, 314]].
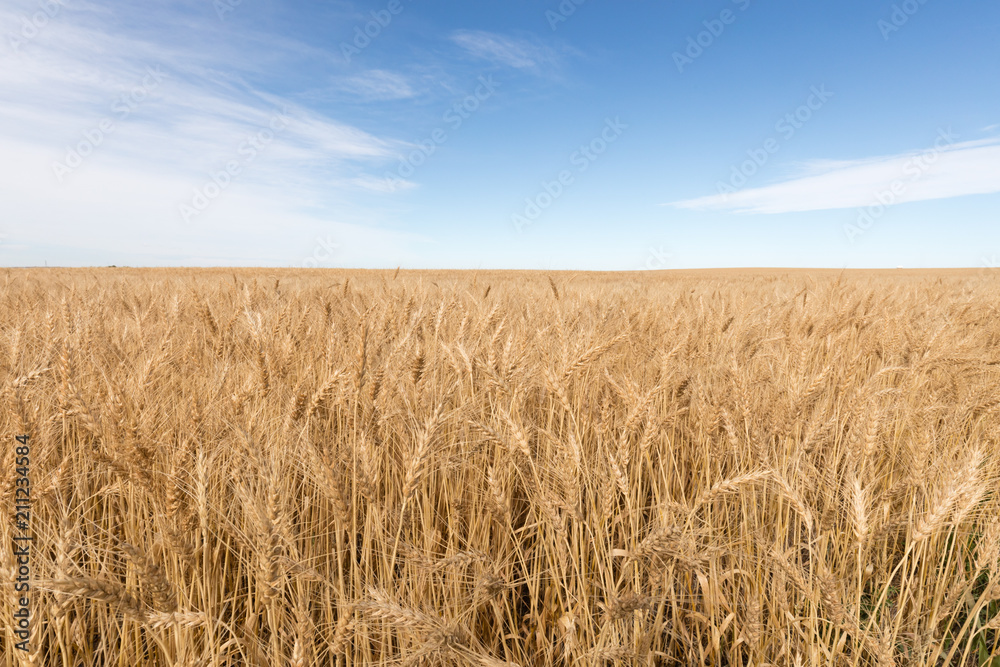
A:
[[670, 133, 1000, 215], [336, 69, 416, 101], [451, 30, 563, 74], [0, 136, 427, 266], [348, 174, 417, 193], [0, 0, 422, 264]]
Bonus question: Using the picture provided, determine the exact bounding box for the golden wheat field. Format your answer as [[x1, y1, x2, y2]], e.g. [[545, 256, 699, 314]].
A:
[[2, 267, 1000, 666]]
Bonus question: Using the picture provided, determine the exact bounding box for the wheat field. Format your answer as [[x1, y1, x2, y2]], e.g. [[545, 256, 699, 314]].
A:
[[1, 268, 999, 666]]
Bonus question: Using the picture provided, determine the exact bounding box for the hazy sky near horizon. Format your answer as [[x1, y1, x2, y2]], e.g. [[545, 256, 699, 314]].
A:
[[1, 0, 999, 269]]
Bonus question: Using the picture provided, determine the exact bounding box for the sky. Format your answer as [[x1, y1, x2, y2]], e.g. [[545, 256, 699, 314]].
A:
[[1, 0, 999, 270]]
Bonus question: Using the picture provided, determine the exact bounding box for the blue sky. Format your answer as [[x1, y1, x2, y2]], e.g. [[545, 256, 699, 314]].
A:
[[1, 0, 998, 269]]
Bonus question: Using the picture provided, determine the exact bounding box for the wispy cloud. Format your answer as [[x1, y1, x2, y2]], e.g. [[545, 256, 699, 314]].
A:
[[0, 0, 426, 265], [669, 134, 1000, 214], [335, 69, 417, 101], [451, 30, 564, 74], [348, 174, 417, 193]]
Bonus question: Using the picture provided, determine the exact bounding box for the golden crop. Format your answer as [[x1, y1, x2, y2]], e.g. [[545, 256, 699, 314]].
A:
[[2, 268, 999, 666]]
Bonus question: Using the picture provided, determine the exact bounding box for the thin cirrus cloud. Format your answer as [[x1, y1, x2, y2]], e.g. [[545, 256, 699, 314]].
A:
[[450, 29, 565, 74], [0, 0, 428, 265], [348, 174, 417, 193], [0, 4, 396, 179], [669, 135, 1000, 215], [335, 69, 417, 101]]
